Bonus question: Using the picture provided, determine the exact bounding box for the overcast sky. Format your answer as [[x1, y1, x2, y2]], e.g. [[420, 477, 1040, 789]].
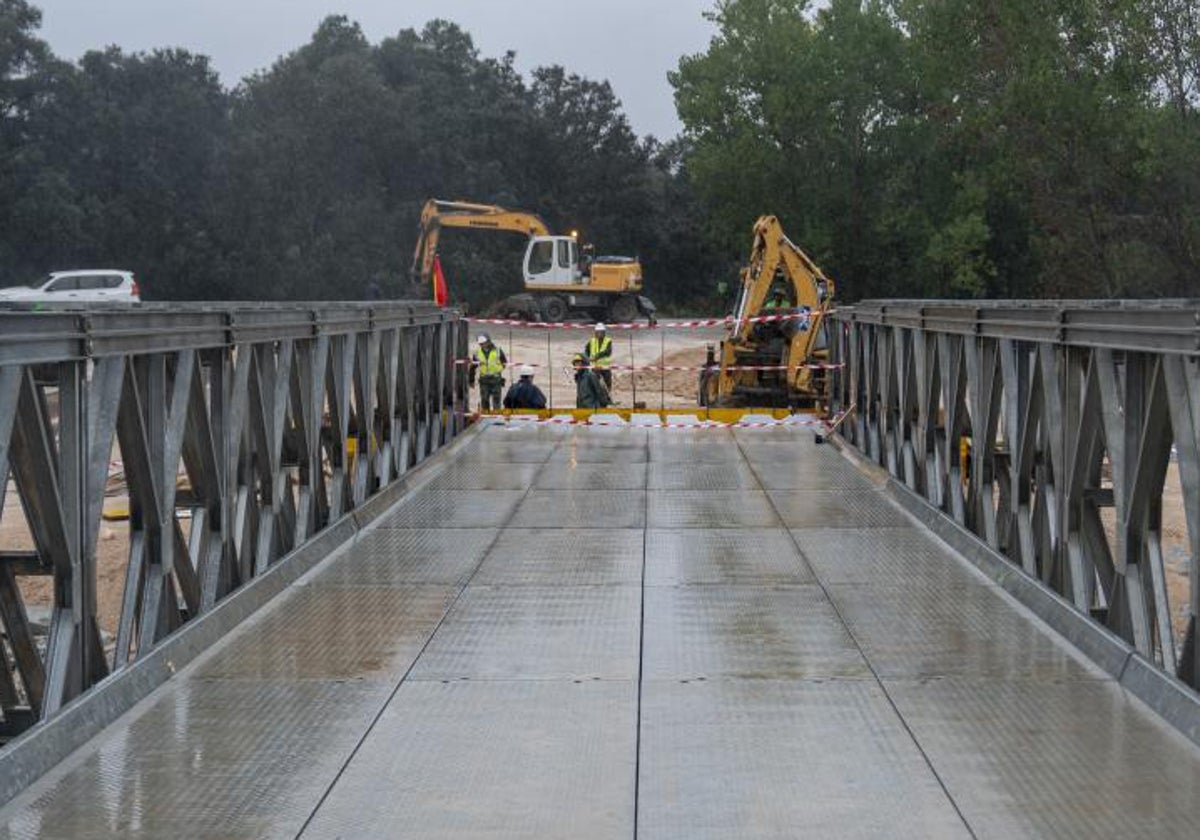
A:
[[32, 1, 720, 139]]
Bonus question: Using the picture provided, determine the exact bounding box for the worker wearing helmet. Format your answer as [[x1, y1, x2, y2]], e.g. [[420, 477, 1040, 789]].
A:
[[763, 287, 789, 310], [584, 322, 613, 391], [470, 334, 507, 412], [572, 353, 611, 410], [503, 364, 547, 410]]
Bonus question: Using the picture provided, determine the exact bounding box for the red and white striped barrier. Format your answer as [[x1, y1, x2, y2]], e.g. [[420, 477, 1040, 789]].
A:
[[479, 410, 849, 432], [455, 359, 843, 372], [465, 310, 830, 330]]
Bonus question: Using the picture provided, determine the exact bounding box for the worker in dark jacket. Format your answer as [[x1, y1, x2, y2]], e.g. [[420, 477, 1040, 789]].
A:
[[503, 365, 547, 410], [573, 353, 611, 409]]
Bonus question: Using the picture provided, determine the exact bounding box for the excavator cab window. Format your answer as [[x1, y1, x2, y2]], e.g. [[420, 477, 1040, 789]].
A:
[[528, 241, 554, 275]]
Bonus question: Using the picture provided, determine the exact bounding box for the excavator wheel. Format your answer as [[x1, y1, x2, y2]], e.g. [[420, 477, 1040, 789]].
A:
[[609, 295, 638, 324], [539, 296, 568, 322]]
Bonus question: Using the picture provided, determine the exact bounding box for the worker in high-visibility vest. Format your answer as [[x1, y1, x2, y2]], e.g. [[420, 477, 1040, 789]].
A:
[[584, 322, 613, 391], [469, 334, 507, 411], [763, 287, 789, 310]]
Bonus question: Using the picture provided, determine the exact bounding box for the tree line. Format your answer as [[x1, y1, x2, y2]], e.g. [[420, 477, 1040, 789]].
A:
[[1, 0, 1197, 308], [673, 0, 1200, 299]]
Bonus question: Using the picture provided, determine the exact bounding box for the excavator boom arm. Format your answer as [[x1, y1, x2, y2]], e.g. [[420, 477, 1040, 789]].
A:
[[733, 215, 834, 339], [410, 199, 552, 291]]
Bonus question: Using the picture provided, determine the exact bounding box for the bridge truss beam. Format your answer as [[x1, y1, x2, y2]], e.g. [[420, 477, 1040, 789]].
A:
[[0, 302, 467, 734], [831, 300, 1200, 691]]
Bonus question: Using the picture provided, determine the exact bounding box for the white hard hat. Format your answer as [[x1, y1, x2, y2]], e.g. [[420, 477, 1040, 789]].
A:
[[476, 335, 488, 345], [519, 364, 535, 377], [595, 322, 607, 331]]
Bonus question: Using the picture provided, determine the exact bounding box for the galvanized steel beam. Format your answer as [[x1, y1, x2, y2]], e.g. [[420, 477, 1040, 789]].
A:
[[831, 299, 1200, 691], [0, 302, 462, 736]]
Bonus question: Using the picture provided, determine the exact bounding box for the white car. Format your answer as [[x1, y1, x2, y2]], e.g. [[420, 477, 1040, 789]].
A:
[[0, 270, 141, 304]]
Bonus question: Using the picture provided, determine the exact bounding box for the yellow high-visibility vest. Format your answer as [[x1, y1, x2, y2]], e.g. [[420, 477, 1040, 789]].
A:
[[586, 336, 613, 369], [475, 346, 505, 377]]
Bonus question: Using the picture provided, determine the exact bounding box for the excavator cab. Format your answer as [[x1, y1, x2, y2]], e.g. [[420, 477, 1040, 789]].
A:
[[523, 236, 583, 286]]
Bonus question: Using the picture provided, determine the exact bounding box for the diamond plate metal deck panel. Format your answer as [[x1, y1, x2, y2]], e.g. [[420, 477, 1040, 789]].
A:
[[884, 678, 1200, 838], [828, 583, 1105, 680], [409, 585, 642, 680], [737, 439, 840, 461], [511, 489, 647, 528], [649, 437, 746, 463], [558, 428, 650, 446], [637, 679, 970, 840], [475, 528, 644, 586], [644, 528, 815, 585], [312, 528, 498, 587], [549, 443, 650, 463], [647, 490, 782, 528], [452, 441, 558, 463], [477, 424, 571, 443], [0, 679, 391, 840], [374, 488, 527, 528], [767, 488, 913, 528], [792, 527, 988, 587], [197, 585, 458, 680], [643, 585, 869, 679], [424, 461, 543, 490], [740, 445, 880, 490], [5, 423, 1200, 839], [301, 681, 638, 840], [534, 461, 648, 490], [647, 462, 761, 489], [750, 460, 879, 491]]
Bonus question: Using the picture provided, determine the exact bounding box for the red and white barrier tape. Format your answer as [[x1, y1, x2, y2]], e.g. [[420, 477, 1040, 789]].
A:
[[455, 359, 843, 372], [466, 310, 828, 330], [480, 410, 848, 431]]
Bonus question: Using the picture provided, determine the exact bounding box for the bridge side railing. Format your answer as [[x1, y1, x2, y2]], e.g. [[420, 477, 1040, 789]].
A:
[[0, 302, 467, 736], [830, 300, 1200, 691]]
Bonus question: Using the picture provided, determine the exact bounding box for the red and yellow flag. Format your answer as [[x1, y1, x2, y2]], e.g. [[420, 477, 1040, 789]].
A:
[[432, 254, 449, 307]]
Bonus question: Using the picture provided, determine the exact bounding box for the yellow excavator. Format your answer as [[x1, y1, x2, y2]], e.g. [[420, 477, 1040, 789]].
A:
[[698, 215, 836, 408], [410, 199, 656, 323]]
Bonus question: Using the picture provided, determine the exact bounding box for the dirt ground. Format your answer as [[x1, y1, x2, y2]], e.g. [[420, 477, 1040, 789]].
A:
[[3, 489, 129, 642]]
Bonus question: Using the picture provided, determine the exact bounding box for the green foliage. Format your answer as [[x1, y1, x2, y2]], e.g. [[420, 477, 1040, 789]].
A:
[[0, 9, 725, 306], [3, 1, 1197, 306], [673, 0, 1200, 300]]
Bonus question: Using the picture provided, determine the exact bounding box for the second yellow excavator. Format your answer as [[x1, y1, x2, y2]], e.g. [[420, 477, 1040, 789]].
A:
[[698, 215, 837, 408], [410, 199, 656, 323]]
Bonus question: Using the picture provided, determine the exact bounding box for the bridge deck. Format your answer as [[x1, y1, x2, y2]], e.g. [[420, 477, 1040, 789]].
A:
[[2, 424, 1198, 839]]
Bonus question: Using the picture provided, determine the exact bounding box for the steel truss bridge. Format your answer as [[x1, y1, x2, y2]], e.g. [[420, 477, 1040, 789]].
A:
[[0, 300, 1196, 838]]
